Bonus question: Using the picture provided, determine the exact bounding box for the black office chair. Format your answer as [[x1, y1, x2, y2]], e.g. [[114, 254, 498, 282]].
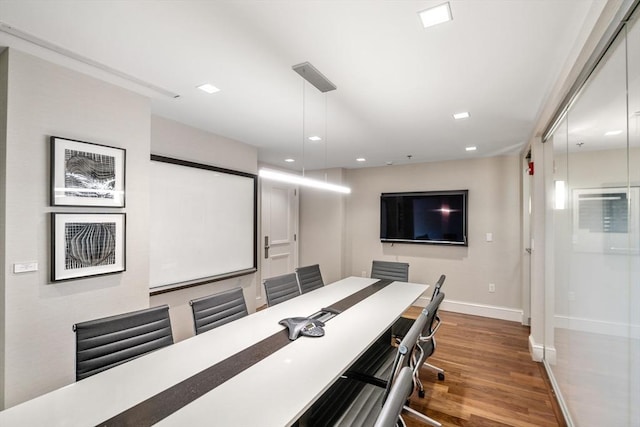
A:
[[392, 274, 446, 343], [263, 272, 301, 306], [295, 264, 325, 294], [430, 274, 446, 299], [305, 310, 429, 426], [348, 293, 445, 427], [374, 367, 415, 427], [73, 305, 174, 381], [189, 287, 248, 335], [415, 291, 446, 395], [371, 260, 409, 282], [421, 275, 446, 381]]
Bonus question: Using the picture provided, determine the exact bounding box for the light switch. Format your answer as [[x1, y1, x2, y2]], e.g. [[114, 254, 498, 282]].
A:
[[486, 233, 493, 242], [14, 262, 38, 273]]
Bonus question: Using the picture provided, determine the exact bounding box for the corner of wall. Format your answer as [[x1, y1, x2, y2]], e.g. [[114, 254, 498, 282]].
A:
[[0, 47, 9, 410], [528, 334, 544, 362]]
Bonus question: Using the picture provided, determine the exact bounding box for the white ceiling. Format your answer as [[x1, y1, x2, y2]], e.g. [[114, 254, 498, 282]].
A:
[[0, 0, 606, 171]]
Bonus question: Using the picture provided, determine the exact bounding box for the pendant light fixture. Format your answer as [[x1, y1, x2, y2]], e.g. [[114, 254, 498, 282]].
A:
[[259, 62, 351, 194]]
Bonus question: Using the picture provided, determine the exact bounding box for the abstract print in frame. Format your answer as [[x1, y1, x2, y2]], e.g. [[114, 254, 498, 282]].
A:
[[50, 136, 125, 207], [52, 213, 126, 281]]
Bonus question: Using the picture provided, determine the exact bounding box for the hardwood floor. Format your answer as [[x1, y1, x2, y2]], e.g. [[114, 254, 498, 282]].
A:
[[402, 309, 565, 427]]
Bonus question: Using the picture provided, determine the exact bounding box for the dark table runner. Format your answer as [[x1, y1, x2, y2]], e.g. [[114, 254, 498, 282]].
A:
[[98, 279, 393, 426]]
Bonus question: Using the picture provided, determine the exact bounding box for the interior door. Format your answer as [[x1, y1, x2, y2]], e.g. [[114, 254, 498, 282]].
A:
[[522, 149, 532, 325], [259, 180, 299, 306]]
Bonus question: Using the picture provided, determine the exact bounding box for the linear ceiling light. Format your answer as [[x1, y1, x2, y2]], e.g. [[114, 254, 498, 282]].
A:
[[418, 2, 453, 29], [465, 146, 477, 151], [453, 111, 470, 120], [259, 168, 351, 194], [308, 135, 322, 141]]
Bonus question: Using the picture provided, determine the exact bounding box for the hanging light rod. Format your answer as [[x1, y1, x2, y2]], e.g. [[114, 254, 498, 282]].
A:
[[292, 62, 337, 93], [259, 168, 351, 194]]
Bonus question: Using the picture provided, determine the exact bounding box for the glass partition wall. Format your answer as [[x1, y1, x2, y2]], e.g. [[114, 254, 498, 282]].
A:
[[546, 7, 639, 426]]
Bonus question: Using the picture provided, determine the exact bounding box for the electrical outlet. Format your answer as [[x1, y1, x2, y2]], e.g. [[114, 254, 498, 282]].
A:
[[489, 283, 495, 293]]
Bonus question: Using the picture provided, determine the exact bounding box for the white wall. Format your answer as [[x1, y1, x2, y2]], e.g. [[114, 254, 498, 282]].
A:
[[299, 168, 347, 283], [0, 48, 8, 409], [342, 156, 523, 319], [0, 49, 151, 408], [0, 54, 260, 408], [149, 116, 258, 342]]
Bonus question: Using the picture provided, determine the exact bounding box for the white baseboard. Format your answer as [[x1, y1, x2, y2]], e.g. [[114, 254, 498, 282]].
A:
[[529, 335, 544, 362], [543, 359, 575, 427], [417, 296, 523, 323], [544, 345, 556, 365], [554, 315, 640, 339]]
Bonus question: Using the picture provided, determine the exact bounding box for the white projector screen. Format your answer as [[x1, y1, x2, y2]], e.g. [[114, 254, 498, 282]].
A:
[[149, 156, 257, 290]]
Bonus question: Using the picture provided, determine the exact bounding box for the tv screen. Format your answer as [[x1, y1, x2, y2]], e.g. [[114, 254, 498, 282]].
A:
[[380, 190, 468, 245]]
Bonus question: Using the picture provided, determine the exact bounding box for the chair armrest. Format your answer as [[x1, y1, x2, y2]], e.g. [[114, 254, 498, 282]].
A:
[[419, 315, 442, 342]]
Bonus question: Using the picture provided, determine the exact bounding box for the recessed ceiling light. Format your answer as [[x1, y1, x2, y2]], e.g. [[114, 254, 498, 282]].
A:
[[197, 83, 220, 94], [418, 2, 452, 29], [604, 130, 623, 136], [284, 158, 295, 163], [453, 112, 470, 120], [465, 146, 477, 151], [356, 158, 366, 162], [308, 136, 322, 141]]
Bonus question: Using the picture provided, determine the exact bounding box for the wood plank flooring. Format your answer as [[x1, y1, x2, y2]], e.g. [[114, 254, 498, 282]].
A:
[[402, 309, 565, 427]]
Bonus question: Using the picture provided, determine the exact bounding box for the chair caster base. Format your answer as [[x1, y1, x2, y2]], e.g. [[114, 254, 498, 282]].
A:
[[437, 372, 445, 381], [418, 389, 425, 398]]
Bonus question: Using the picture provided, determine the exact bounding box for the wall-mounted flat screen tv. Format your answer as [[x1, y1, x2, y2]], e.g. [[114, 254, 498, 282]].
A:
[[380, 190, 468, 245]]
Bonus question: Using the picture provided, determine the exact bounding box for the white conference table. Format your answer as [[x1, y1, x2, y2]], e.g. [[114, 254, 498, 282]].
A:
[[0, 276, 428, 426]]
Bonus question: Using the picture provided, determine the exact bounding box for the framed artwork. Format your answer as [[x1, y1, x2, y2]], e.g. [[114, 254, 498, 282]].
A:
[[572, 187, 639, 254], [50, 136, 125, 207], [51, 213, 126, 281]]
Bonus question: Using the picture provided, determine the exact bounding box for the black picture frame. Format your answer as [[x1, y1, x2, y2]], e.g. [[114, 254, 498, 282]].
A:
[[50, 136, 126, 207], [51, 213, 126, 282]]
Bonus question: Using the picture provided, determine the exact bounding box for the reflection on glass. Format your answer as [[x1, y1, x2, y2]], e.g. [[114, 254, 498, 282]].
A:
[[554, 180, 566, 210], [547, 10, 639, 427]]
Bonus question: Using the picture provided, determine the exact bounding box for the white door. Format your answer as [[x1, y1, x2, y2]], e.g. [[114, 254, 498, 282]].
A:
[[522, 150, 532, 325], [259, 180, 299, 306]]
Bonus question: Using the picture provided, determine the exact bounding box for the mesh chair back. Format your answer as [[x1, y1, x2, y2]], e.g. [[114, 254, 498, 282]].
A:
[[190, 287, 248, 335], [371, 260, 409, 282], [374, 367, 414, 427], [264, 272, 301, 306], [74, 305, 173, 381], [296, 264, 324, 294]]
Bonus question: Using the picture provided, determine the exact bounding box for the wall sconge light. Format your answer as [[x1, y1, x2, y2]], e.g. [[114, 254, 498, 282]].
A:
[[555, 180, 566, 210]]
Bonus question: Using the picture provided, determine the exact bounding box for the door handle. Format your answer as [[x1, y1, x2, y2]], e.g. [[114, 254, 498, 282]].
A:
[[264, 236, 270, 259]]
